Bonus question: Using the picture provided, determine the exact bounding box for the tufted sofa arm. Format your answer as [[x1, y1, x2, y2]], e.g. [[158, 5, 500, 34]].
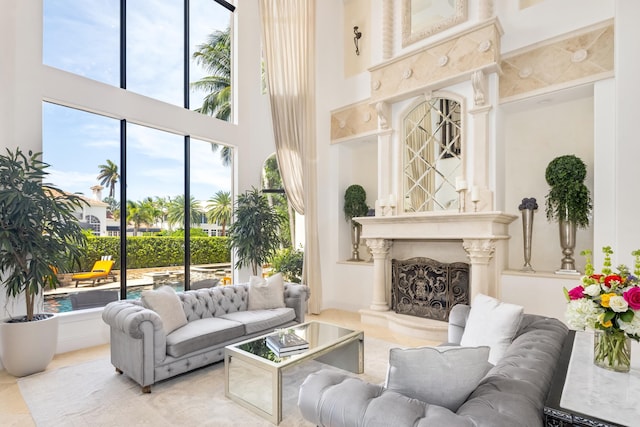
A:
[[102, 300, 167, 364], [283, 282, 310, 323]]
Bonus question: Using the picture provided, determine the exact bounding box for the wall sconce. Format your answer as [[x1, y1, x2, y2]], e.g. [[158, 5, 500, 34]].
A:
[[353, 26, 362, 56]]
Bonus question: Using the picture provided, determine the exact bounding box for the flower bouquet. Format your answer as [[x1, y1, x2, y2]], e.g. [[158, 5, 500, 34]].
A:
[[565, 246, 640, 372]]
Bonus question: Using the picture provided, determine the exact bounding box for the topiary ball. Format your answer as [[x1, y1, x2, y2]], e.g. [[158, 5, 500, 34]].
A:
[[545, 154, 587, 186]]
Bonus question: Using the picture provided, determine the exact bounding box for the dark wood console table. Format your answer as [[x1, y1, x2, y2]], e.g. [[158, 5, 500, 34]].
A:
[[544, 330, 633, 427]]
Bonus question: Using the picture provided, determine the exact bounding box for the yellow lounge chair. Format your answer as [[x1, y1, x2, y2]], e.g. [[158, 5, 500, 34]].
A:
[[72, 260, 116, 287]]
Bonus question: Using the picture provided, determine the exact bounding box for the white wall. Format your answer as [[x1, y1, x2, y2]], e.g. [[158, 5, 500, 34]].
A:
[[503, 94, 594, 273]]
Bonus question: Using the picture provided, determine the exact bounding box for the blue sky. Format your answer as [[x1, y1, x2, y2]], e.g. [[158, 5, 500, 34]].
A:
[[42, 0, 232, 203]]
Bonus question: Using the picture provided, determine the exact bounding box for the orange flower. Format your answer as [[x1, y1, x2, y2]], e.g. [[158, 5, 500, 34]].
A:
[[600, 293, 617, 308]]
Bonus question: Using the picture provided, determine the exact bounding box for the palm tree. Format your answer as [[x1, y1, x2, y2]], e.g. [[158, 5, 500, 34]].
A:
[[167, 195, 203, 229], [126, 200, 153, 236], [206, 190, 232, 236], [191, 27, 233, 166], [97, 159, 119, 199]]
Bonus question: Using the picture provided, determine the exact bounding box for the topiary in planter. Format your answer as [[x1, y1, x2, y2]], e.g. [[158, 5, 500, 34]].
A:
[[545, 154, 592, 228], [343, 184, 369, 225]]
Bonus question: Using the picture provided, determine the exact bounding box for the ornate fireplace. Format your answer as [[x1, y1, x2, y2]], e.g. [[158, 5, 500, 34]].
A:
[[391, 257, 469, 321]]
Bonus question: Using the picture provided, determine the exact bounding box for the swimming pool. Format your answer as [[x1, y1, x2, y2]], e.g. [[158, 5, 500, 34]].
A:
[[44, 284, 185, 313]]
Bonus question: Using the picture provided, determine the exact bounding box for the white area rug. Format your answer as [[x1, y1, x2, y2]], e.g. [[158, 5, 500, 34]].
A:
[[18, 338, 395, 426]]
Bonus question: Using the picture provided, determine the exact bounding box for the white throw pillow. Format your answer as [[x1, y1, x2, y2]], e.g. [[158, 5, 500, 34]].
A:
[[247, 273, 285, 310], [141, 286, 188, 334], [385, 345, 491, 412], [460, 294, 524, 365]]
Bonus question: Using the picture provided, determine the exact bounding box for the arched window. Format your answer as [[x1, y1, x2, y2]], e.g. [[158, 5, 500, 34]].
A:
[[86, 214, 101, 236]]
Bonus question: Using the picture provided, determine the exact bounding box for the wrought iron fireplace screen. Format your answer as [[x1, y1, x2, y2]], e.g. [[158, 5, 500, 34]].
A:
[[391, 257, 469, 321]]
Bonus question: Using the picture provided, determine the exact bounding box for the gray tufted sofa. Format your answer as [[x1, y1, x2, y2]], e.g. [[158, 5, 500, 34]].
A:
[[102, 282, 309, 392], [298, 304, 568, 427]]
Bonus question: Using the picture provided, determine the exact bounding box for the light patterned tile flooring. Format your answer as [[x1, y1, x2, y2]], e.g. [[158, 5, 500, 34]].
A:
[[0, 309, 439, 425]]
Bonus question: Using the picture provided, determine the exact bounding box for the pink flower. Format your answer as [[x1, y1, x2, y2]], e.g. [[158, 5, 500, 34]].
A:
[[567, 286, 585, 300], [623, 286, 640, 310]]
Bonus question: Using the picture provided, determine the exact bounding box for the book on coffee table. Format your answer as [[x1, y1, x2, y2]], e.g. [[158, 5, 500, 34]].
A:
[[265, 340, 308, 357], [266, 333, 309, 353]]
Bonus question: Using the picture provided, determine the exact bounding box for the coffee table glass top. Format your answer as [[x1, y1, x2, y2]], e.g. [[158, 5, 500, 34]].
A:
[[231, 321, 359, 365]]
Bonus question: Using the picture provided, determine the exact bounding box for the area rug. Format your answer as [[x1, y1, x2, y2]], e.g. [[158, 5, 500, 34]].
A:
[[18, 337, 396, 426]]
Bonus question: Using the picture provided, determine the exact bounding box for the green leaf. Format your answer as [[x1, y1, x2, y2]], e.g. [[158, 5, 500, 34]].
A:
[[620, 310, 635, 323]]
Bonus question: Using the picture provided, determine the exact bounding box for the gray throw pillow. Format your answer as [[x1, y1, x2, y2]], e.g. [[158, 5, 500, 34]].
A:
[[247, 273, 285, 310], [385, 345, 491, 412], [141, 286, 188, 334]]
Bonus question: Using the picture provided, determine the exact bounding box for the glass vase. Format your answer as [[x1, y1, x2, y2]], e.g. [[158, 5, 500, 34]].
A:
[[593, 329, 631, 372]]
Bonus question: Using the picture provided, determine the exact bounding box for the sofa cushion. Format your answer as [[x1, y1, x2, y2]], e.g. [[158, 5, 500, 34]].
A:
[[166, 317, 245, 358], [219, 307, 296, 334], [460, 294, 524, 365], [141, 286, 188, 334], [247, 273, 285, 310], [385, 345, 491, 412]]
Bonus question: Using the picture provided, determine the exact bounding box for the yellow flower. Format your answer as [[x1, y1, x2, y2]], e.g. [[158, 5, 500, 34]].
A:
[[600, 293, 617, 308], [598, 312, 613, 328]]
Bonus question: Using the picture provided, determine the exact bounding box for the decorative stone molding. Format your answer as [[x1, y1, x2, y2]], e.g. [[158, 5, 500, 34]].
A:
[[471, 69, 487, 106], [500, 21, 613, 103], [382, 0, 393, 60], [478, 40, 492, 53], [330, 100, 378, 141], [571, 49, 588, 63], [376, 101, 391, 130], [462, 238, 496, 265], [402, 68, 413, 79], [370, 19, 502, 104], [479, 0, 494, 20]]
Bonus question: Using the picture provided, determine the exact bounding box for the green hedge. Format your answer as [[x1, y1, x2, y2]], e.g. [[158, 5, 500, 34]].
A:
[[76, 236, 230, 272]]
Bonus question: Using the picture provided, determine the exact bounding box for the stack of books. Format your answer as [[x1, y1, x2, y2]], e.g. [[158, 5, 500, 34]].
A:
[[266, 332, 309, 357]]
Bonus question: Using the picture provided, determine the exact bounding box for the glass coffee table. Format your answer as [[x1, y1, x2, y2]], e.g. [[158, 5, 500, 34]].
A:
[[224, 321, 364, 425]]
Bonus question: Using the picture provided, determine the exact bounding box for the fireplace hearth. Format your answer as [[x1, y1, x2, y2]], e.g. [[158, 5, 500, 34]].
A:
[[391, 257, 469, 321]]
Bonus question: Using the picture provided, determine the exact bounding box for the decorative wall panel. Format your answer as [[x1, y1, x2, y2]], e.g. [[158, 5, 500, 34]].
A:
[[500, 21, 613, 102], [369, 20, 502, 104], [330, 100, 377, 141]]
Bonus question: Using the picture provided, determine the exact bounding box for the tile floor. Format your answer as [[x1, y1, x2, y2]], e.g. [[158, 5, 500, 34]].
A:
[[0, 309, 439, 426]]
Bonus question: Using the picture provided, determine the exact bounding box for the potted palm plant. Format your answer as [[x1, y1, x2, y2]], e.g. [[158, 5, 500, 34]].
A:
[[227, 187, 282, 276], [545, 154, 592, 273], [0, 148, 87, 376], [344, 184, 369, 261]]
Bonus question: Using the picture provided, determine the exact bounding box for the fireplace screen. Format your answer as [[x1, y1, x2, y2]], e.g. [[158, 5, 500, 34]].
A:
[[391, 257, 469, 321]]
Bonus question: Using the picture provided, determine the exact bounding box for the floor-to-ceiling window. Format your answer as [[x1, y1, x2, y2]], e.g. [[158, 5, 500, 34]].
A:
[[42, 0, 235, 310]]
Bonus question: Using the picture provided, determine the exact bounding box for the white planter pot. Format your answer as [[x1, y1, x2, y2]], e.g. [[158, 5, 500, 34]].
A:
[[0, 313, 59, 377]]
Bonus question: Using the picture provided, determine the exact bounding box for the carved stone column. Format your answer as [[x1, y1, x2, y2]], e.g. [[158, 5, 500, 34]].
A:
[[462, 238, 496, 301], [366, 238, 393, 311]]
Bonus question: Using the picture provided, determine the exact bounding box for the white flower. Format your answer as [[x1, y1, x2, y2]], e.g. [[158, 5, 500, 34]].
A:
[[618, 311, 640, 336], [583, 284, 601, 297], [608, 295, 629, 313], [565, 299, 603, 331]]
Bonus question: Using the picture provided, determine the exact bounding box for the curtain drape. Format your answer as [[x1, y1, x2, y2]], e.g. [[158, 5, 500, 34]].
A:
[[259, 0, 322, 313]]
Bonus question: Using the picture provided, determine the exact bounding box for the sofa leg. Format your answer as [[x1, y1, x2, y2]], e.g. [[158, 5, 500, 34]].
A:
[[142, 385, 151, 394], [115, 367, 123, 374]]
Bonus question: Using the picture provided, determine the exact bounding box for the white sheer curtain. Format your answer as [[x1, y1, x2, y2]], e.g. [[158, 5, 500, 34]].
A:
[[259, 0, 322, 313]]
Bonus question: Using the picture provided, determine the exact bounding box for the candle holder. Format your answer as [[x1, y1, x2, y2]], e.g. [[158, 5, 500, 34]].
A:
[[457, 189, 466, 212]]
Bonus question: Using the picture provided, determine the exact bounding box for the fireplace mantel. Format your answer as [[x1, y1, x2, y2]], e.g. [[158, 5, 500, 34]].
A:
[[356, 211, 517, 341], [356, 212, 517, 240]]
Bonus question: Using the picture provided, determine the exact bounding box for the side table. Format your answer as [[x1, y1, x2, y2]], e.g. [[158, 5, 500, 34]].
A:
[[544, 330, 637, 427]]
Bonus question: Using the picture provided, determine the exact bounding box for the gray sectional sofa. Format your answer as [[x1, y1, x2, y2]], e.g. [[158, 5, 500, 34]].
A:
[[102, 282, 309, 392], [298, 304, 568, 427]]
